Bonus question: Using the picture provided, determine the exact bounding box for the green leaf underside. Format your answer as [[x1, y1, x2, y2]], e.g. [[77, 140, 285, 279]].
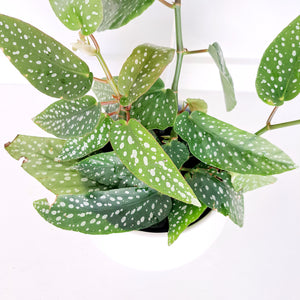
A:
[[256, 16, 300, 106], [0, 15, 93, 99], [188, 169, 244, 226], [75, 152, 147, 188], [33, 96, 101, 139], [110, 119, 201, 206], [175, 111, 296, 175], [208, 42, 236, 111], [119, 44, 175, 106], [162, 140, 189, 169], [231, 174, 277, 193], [97, 0, 155, 31], [5, 135, 101, 195], [49, 0, 103, 35], [130, 89, 177, 130], [34, 188, 172, 234], [168, 200, 207, 246]]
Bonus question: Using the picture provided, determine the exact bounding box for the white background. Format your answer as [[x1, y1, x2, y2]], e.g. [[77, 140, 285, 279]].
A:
[[1, 0, 300, 299]]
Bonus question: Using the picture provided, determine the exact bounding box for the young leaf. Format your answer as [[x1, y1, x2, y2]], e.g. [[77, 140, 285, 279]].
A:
[[58, 114, 113, 161], [33, 96, 101, 138], [162, 140, 190, 169], [256, 16, 300, 106], [130, 89, 177, 130], [175, 111, 297, 175], [231, 174, 277, 193], [186, 98, 208, 113], [110, 119, 201, 206], [118, 44, 175, 106], [49, 0, 103, 35], [98, 0, 155, 31], [188, 169, 244, 227], [168, 200, 207, 246], [5, 135, 101, 195], [208, 42, 236, 111], [34, 187, 172, 234], [0, 15, 93, 99]]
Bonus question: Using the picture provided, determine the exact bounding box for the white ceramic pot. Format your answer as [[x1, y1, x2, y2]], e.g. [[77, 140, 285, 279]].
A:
[[90, 210, 227, 271]]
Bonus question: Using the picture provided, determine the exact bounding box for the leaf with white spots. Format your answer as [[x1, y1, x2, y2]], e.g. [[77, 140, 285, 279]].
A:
[[208, 42, 236, 111], [130, 88, 177, 130], [168, 200, 207, 245], [118, 44, 175, 106], [0, 14, 93, 99], [33, 187, 172, 234], [58, 114, 113, 161], [110, 119, 201, 206], [175, 111, 297, 175], [188, 169, 244, 226], [162, 140, 189, 169], [231, 173, 277, 193], [97, 0, 154, 31], [5, 135, 101, 195], [33, 96, 101, 138], [75, 152, 147, 188], [49, 0, 103, 35], [256, 16, 300, 106]]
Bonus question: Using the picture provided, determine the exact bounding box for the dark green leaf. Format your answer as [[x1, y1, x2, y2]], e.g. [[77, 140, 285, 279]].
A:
[[119, 44, 175, 106], [98, 0, 155, 31], [208, 42, 236, 111], [58, 114, 113, 161], [162, 140, 189, 169], [33, 96, 101, 138], [5, 135, 101, 195], [256, 16, 300, 106], [0, 14, 93, 99], [34, 187, 172, 234], [175, 111, 297, 175], [110, 119, 201, 206]]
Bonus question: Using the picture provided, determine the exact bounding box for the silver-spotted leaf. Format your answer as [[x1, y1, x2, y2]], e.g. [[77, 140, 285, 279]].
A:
[[162, 140, 189, 169], [119, 44, 175, 106], [168, 200, 207, 246], [175, 111, 297, 175], [208, 42, 236, 111], [110, 119, 201, 206], [5, 135, 101, 195], [34, 187, 172, 234], [98, 0, 154, 31], [130, 88, 177, 130], [58, 114, 113, 161], [33, 96, 101, 138], [256, 16, 300, 106], [49, 0, 103, 35], [0, 14, 93, 99]]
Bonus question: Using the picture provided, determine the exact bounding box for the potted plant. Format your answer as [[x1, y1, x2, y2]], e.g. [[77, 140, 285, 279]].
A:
[[0, 0, 299, 248]]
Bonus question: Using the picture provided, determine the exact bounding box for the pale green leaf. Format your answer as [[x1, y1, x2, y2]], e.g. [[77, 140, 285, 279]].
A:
[[186, 98, 208, 113]]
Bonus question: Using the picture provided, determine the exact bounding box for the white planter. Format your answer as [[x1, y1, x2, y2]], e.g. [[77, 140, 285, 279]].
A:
[[91, 210, 227, 271]]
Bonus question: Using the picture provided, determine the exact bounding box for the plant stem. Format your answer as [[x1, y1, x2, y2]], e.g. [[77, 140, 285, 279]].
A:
[[94, 77, 108, 84], [185, 49, 208, 55], [158, 0, 174, 8], [266, 106, 279, 128], [255, 119, 300, 136], [171, 0, 184, 103]]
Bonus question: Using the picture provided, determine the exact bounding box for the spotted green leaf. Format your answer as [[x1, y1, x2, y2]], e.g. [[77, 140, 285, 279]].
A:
[[231, 174, 277, 193], [33, 96, 101, 139], [5, 135, 101, 195], [175, 111, 297, 175], [98, 0, 155, 31], [130, 88, 177, 130], [188, 169, 244, 226], [49, 0, 103, 35], [75, 152, 147, 188], [256, 16, 300, 106], [208, 42, 236, 111], [34, 187, 172, 234], [168, 200, 207, 246], [58, 114, 113, 161], [162, 140, 189, 169], [119, 44, 175, 106], [0, 14, 93, 99], [110, 119, 201, 206]]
